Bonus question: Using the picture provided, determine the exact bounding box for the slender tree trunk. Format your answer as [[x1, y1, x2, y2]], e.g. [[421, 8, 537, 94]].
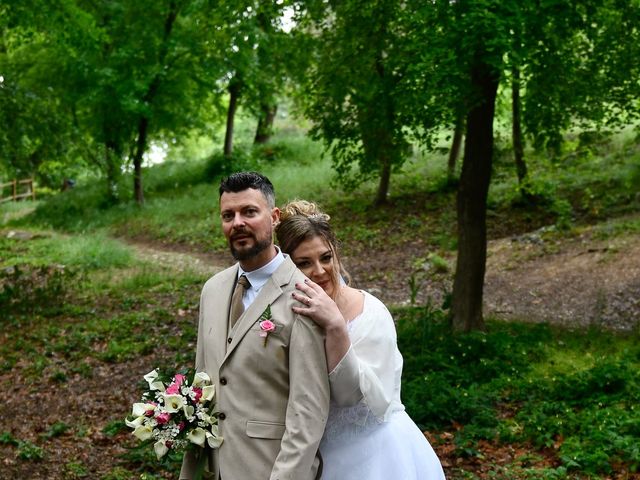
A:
[[224, 81, 241, 157], [375, 157, 392, 206], [448, 117, 464, 180], [131, 2, 178, 204], [512, 65, 528, 193], [104, 141, 120, 204], [132, 117, 148, 204], [451, 58, 500, 332], [254, 104, 277, 144]]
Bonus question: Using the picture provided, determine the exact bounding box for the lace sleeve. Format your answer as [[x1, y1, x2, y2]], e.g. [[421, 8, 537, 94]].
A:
[[322, 401, 383, 442]]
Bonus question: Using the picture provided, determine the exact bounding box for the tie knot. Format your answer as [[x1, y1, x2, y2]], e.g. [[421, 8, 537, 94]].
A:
[[237, 274, 250, 290]]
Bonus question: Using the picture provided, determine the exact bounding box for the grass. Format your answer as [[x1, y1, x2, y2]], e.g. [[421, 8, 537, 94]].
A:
[[397, 307, 640, 477], [0, 230, 134, 270]]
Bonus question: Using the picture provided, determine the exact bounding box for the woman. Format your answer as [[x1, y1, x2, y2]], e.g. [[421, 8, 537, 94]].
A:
[[275, 200, 446, 480]]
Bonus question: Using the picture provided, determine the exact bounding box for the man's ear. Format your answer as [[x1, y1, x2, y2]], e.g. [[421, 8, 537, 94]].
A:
[[271, 207, 281, 225]]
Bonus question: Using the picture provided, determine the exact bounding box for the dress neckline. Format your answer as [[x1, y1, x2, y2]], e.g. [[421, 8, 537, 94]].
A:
[[346, 291, 367, 331]]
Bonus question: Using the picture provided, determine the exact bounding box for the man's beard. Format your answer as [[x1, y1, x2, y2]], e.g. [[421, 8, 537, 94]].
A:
[[230, 235, 272, 261]]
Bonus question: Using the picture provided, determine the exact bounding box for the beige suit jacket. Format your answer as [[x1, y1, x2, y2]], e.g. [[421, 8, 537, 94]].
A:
[[180, 256, 330, 480]]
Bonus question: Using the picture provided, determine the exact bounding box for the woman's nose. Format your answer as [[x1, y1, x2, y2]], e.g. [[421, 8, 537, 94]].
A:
[[310, 261, 324, 276]]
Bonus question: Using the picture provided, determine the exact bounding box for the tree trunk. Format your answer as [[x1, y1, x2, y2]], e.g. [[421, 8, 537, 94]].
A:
[[104, 141, 120, 204], [447, 117, 464, 180], [130, 2, 178, 204], [132, 116, 148, 205], [224, 81, 241, 157], [375, 157, 392, 206], [451, 58, 500, 332], [512, 65, 528, 192], [254, 103, 277, 144]]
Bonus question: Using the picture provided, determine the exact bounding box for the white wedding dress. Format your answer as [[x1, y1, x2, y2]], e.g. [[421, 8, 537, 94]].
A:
[[319, 292, 446, 480]]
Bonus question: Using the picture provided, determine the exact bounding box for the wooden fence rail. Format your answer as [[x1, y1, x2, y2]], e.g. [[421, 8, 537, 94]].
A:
[[0, 179, 36, 203]]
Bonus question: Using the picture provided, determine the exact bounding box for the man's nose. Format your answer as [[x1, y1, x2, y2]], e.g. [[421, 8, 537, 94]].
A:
[[231, 213, 246, 228]]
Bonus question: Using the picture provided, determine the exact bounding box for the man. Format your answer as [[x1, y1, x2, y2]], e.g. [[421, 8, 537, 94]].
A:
[[180, 172, 330, 480]]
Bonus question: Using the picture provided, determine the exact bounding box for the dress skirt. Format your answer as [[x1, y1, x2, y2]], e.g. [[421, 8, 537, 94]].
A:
[[319, 405, 446, 480]]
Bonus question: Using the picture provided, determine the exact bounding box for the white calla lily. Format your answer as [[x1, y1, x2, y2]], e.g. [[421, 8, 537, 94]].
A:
[[201, 385, 215, 403], [163, 394, 184, 413], [183, 404, 195, 419], [125, 415, 145, 429], [133, 425, 153, 441], [206, 429, 223, 449], [154, 440, 169, 459], [192, 371, 211, 387], [186, 427, 206, 447], [143, 369, 165, 391], [132, 402, 155, 417], [143, 369, 158, 383], [199, 412, 213, 425]]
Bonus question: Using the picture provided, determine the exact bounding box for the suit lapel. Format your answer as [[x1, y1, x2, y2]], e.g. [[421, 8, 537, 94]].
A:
[[222, 257, 296, 362], [213, 266, 238, 366]]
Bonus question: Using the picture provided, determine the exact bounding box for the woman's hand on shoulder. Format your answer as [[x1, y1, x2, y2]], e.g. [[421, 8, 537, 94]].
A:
[[292, 279, 345, 331]]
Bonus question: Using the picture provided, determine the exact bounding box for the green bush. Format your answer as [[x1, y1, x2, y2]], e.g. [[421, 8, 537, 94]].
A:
[[0, 263, 76, 315], [397, 307, 640, 475]]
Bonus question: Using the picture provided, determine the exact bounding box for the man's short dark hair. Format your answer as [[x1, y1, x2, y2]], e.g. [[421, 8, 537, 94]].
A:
[[219, 171, 275, 208]]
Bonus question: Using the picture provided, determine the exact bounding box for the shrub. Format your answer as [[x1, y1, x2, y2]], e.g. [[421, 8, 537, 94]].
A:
[[0, 264, 76, 315]]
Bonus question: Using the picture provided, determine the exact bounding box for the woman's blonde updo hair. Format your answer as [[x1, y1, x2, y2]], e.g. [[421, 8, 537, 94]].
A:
[[276, 200, 349, 295]]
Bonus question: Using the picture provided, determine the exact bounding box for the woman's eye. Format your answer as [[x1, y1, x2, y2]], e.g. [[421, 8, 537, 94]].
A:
[[296, 261, 310, 269]]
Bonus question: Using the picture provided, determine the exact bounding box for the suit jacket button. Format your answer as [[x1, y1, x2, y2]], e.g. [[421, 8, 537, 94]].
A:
[[227, 337, 232, 344], [220, 377, 227, 385], [218, 413, 226, 420]]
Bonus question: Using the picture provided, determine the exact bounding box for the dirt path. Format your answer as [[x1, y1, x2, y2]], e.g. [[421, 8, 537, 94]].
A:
[[125, 239, 227, 278], [484, 228, 640, 332], [126, 227, 640, 333]]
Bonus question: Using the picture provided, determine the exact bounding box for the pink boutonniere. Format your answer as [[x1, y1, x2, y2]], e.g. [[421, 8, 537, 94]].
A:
[[258, 306, 275, 347]]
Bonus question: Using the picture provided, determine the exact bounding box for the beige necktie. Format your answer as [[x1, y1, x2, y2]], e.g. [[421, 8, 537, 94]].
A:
[[229, 274, 251, 328]]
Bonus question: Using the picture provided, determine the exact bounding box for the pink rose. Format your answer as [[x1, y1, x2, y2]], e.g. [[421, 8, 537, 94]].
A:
[[178, 421, 186, 432], [259, 320, 276, 337], [193, 387, 202, 403], [259, 320, 276, 346], [174, 374, 186, 386], [166, 374, 187, 394], [165, 383, 179, 394], [144, 402, 158, 417], [156, 412, 171, 424]]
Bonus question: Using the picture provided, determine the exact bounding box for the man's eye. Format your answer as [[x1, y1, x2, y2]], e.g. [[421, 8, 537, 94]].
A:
[[221, 213, 233, 222]]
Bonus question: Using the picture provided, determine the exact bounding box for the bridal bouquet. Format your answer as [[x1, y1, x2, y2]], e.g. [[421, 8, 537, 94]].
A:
[[126, 369, 223, 460]]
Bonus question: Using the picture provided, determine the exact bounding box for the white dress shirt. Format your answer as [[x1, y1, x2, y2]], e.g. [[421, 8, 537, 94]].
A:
[[236, 246, 285, 310]]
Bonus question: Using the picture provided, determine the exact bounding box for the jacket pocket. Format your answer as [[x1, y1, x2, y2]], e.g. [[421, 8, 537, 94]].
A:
[[246, 420, 286, 439]]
